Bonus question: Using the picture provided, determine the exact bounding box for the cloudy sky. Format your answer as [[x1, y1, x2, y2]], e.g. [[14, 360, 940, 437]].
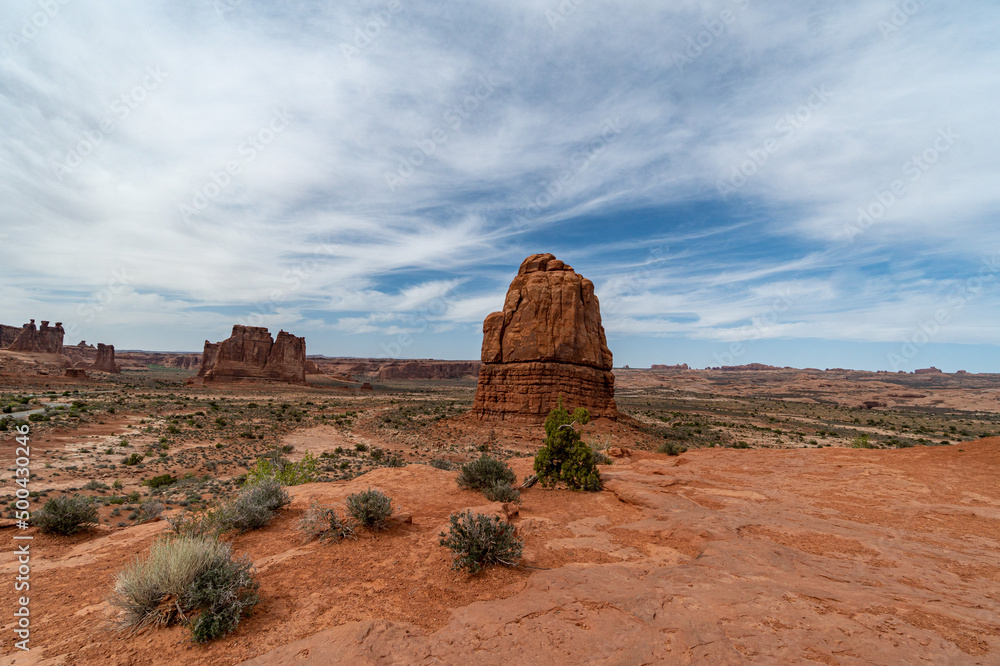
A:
[[2, 0, 998, 371]]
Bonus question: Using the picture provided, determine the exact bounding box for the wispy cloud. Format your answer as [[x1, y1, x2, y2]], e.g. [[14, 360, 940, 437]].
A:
[[1, 0, 998, 368]]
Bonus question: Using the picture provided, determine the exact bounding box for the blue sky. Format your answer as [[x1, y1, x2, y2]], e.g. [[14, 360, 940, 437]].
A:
[[2, 0, 999, 372]]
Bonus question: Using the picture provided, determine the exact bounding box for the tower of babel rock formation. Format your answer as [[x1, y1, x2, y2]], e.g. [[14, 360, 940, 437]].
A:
[[92, 343, 120, 373], [6, 320, 64, 353], [472, 253, 617, 421], [197, 325, 306, 384]]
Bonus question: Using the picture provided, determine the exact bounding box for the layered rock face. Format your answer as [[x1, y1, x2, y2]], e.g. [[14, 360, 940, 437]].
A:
[[92, 343, 120, 373], [196, 341, 221, 377], [472, 253, 617, 421], [6, 320, 64, 353], [0, 325, 22, 348], [201, 326, 306, 384]]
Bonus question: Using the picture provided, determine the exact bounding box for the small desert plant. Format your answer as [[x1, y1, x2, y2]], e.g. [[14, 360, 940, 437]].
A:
[[429, 458, 454, 471], [851, 434, 876, 449], [108, 535, 259, 643], [592, 450, 612, 465], [244, 451, 318, 486], [143, 474, 177, 489], [169, 479, 290, 537], [533, 400, 601, 491], [657, 441, 688, 456], [121, 453, 144, 466], [457, 455, 516, 491], [34, 495, 98, 535], [439, 510, 523, 574], [482, 480, 521, 504], [137, 500, 164, 523], [345, 488, 393, 530], [298, 501, 357, 543]]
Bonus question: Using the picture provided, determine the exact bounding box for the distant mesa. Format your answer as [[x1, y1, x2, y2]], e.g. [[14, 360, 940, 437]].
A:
[[304, 359, 323, 375], [712, 363, 786, 371], [472, 253, 617, 421], [651, 363, 689, 370], [64, 368, 88, 379], [914, 367, 943, 374], [195, 325, 307, 385], [6, 319, 64, 354]]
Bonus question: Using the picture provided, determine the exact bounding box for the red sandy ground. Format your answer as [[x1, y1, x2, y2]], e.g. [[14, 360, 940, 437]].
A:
[[1, 433, 998, 664]]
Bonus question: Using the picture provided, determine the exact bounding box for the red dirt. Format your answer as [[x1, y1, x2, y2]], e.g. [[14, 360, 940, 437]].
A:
[[2, 438, 999, 664]]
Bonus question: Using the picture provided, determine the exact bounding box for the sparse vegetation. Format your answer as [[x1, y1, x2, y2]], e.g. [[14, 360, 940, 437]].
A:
[[457, 455, 516, 491], [108, 535, 259, 643], [346, 488, 393, 530], [482, 480, 521, 503], [439, 510, 523, 574], [534, 401, 601, 491], [34, 495, 98, 535], [657, 441, 688, 456], [298, 501, 357, 543]]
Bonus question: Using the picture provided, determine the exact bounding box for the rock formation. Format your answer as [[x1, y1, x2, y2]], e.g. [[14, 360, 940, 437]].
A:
[[915, 367, 943, 374], [652, 363, 689, 370], [472, 253, 617, 421], [6, 320, 65, 353], [196, 341, 221, 377], [0, 324, 22, 348], [92, 343, 120, 373], [199, 326, 306, 384], [304, 359, 322, 374]]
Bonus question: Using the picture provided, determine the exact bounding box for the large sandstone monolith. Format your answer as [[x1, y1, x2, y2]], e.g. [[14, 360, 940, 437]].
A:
[[472, 253, 617, 421], [201, 325, 306, 384], [92, 343, 120, 373], [6, 320, 64, 353]]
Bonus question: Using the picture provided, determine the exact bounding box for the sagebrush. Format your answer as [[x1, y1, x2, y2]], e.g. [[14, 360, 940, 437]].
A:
[[457, 455, 516, 491], [108, 535, 259, 643], [34, 495, 98, 535], [345, 488, 393, 530], [439, 510, 523, 574]]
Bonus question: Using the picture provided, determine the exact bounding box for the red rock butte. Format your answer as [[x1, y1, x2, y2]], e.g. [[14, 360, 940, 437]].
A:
[[472, 253, 617, 421], [197, 325, 307, 384]]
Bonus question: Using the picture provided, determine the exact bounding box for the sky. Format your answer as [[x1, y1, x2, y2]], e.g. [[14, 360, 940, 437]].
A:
[[2, 0, 999, 372]]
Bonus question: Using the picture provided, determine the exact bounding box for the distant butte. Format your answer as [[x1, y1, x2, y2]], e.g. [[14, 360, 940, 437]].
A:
[[194, 325, 307, 385]]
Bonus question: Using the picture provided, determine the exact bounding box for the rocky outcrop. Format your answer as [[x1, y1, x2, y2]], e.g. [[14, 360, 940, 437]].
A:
[[0, 325, 22, 348], [915, 367, 943, 374], [652, 363, 689, 370], [6, 320, 64, 353], [92, 343, 120, 373], [200, 326, 306, 384], [473, 253, 617, 421], [304, 359, 322, 374], [196, 342, 221, 377], [375, 360, 479, 380]]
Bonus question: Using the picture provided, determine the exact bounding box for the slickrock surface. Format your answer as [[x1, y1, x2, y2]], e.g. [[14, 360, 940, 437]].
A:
[[473, 253, 617, 421], [199, 326, 306, 384], [4, 438, 998, 665]]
